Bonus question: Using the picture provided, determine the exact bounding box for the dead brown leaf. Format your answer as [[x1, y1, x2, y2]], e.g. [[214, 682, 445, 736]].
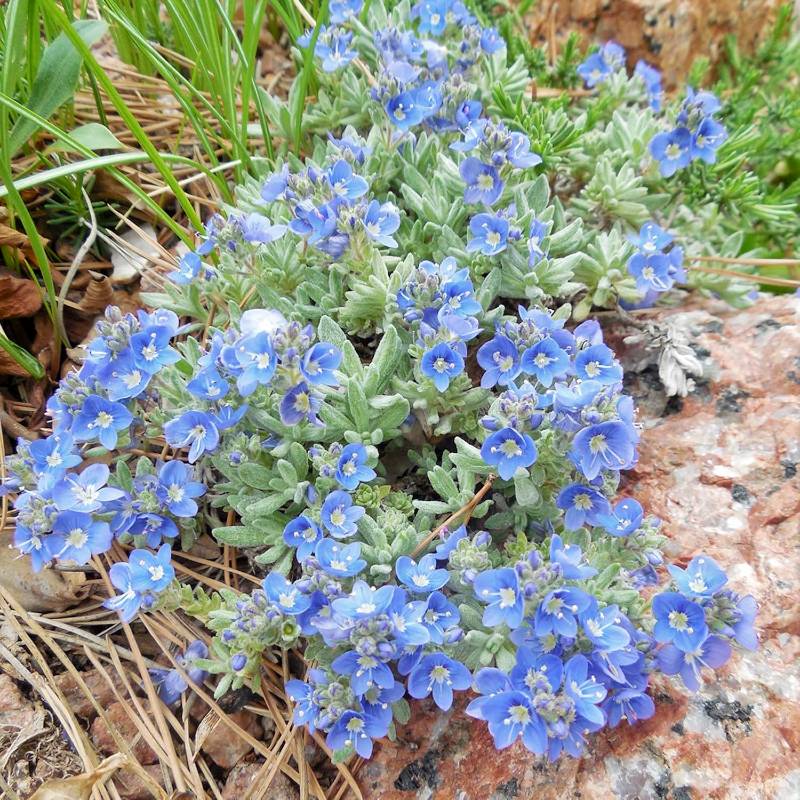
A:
[[0, 271, 43, 320], [27, 753, 127, 800], [0, 533, 89, 612]]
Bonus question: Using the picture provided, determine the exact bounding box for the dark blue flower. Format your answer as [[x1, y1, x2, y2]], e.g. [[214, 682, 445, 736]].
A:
[[187, 367, 229, 401], [460, 158, 504, 206], [466, 212, 508, 255], [473, 567, 524, 628], [321, 490, 365, 538], [549, 534, 598, 580], [564, 654, 606, 725], [520, 338, 570, 387], [396, 554, 449, 593], [386, 91, 425, 130], [575, 344, 622, 384], [691, 116, 728, 163], [52, 463, 125, 513], [477, 335, 521, 388], [157, 461, 206, 517], [420, 342, 464, 391], [481, 427, 538, 481], [407, 653, 471, 710], [650, 128, 692, 177], [71, 395, 133, 450], [128, 543, 175, 593], [335, 443, 375, 490], [604, 684, 656, 728], [280, 383, 322, 425], [263, 572, 311, 615], [667, 555, 727, 599], [103, 562, 142, 622], [315, 538, 366, 577], [150, 640, 208, 705], [596, 497, 643, 537], [105, 353, 152, 401], [534, 587, 592, 638], [332, 650, 395, 696], [163, 411, 220, 463], [656, 635, 731, 691], [477, 690, 547, 752], [387, 590, 430, 648], [652, 592, 708, 652], [50, 511, 112, 564], [326, 709, 384, 758], [301, 342, 342, 386], [556, 484, 611, 530], [328, 159, 369, 200], [363, 200, 400, 247], [130, 326, 180, 375], [418, 591, 459, 643], [283, 516, 324, 561], [235, 332, 277, 396], [571, 420, 636, 480]]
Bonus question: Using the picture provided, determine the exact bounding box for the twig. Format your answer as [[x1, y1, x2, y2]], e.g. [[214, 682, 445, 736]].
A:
[[0, 407, 39, 442], [695, 254, 800, 267], [688, 262, 800, 288], [57, 186, 98, 347], [411, 474, 496, 558]]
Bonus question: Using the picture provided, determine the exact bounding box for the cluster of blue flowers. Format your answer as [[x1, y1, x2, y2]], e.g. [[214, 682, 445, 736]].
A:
[[650, 87, 728, 177], [653, 556, 758, 691], [396, 256, 481, 392], [577, 41, 662, 111], [626, 221, 686, 303]]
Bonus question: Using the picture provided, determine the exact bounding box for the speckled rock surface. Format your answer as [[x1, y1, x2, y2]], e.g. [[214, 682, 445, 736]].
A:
[[356, 294, 800, 800], [522, 0, 787, 87]]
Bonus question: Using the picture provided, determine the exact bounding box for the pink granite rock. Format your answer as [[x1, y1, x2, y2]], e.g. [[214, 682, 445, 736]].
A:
[[357, 294, 800, 800]]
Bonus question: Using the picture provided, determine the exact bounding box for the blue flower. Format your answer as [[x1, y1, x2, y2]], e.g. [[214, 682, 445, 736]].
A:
[[232, 212, 287, 245], [668, 555, 727, 599], [575, 344, 622, 384], [361, 681, 405, 727], [466, 212, 508, 255], [577, 52, 611, 87], [157, 461, 206, 517], [52, 463, 125, 513], [556, 484, 611, 530], [506, 132, 541, 169], [634, 60, 662, 111], [480, 27, 504, 54], [420, 342, 464, 391], [105, 353, 152, 401], [130, 325, 180, 375], [691, 116, 728, 163], [103, 562, 142, 622], [29, 433, 81, 477], [213, 404, 248, 431], [580, 603, 630, 651], [460, 158, 504, 206], [412, 0, 449, 35], [363, 200, 400, 247], [280, 382, 322, 425], [650, 128, 692, 177], [317, 29, 357, 72], [656, 635, 731, 691], [50, 511, 111, 564], [260, 164, 289, 202], [387, 590, 430, 647], [289, 200, 338, 243], [332, 579, 395, 619], [326, 709, 384, 758], [283, 516, 324, 561], [476, 690, 547, 752], [128, 543, 175, 593], [549, 534, 598, 580], [473, 567, 524, 628], [520, 338, 570, 387], [509, 649, 561, 694], [71, 395, 133, 450], [571, 420, 636, 480], [128, 513, 178, 547], [604, 685, 656, 728], [534, 587, 592, 638], [330, 0, 362, 25], [596, 497, 643, 536], [321, 490, 365, 538], [335, 443, 375, 490], [418, 591, 459, 643], [168, 251, 203, 285], [564, 654, 606, 725], [164, 411, 220, 463], [629, 221, 673, 255], [627, 252, 674, 293], [235, 332, 277, 396], [301, 342, 342, 386], [455, 99, 482, 128], [477, 335, 521, 388], [187, 367, 229, 401], [385, 91, 425, 130], [150, 640, 208, 705], [315, 538, 366, 577], [407, 653, 471, 710], [328, 159, 369, 200], [332, 650, 394, 696], [262, 572, 311, 615], [527, 218, 549, 266], [481, 427, 538, 481], [396, 554, 450, 593], [652, 592, 708, 652]]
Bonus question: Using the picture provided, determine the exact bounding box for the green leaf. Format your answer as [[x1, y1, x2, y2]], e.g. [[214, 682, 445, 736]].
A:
[[363, 325, 402, 397], [114, 460, 134, 493], [346, 379, 371, 432], [9, 19, 108, 156], [392, 698, 411, 726], [0, 332, 44, 379], [427, 466, 460, 501], [212, 525, 271, 547], [48, 122, 123, 153], [318, 315, 363, 377], [513, 475, 540, 507], [238, 463, 275, 490]]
